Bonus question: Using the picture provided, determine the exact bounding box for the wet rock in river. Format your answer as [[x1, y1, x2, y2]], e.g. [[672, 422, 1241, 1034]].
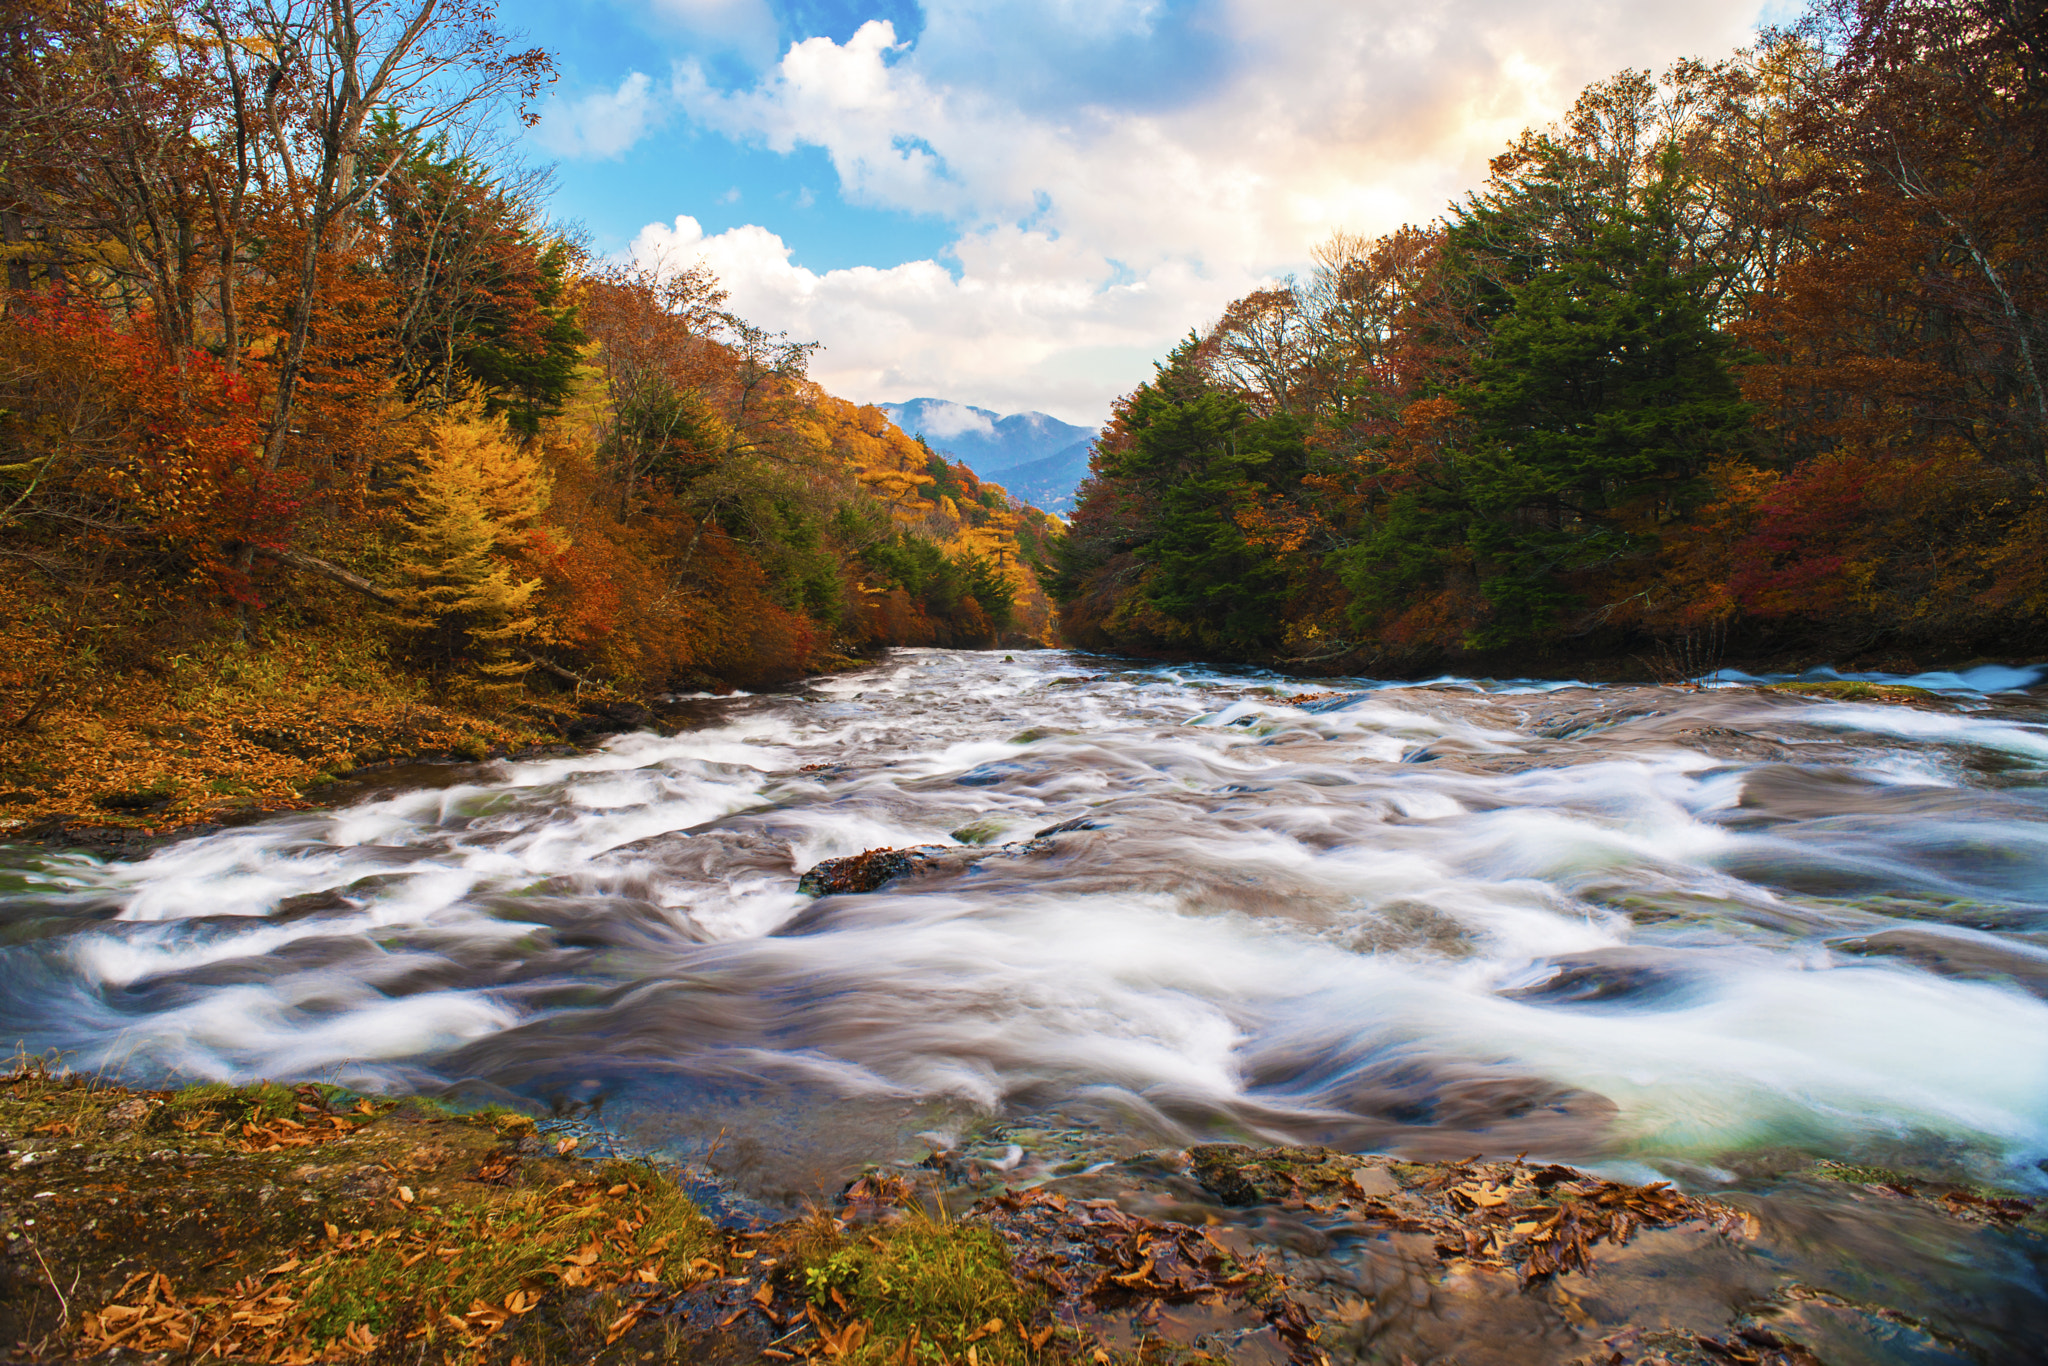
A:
[[796, 845, 969, 895], [1191, 1142, 1370, 1206], [1187, 1143, 1748, 1288], [796, 832, 1070, 895]]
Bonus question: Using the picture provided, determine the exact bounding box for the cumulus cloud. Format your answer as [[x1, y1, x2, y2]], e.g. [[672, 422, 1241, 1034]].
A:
[[532, 71, 661, 160], [627, 0, 1769, 421], [632, 214, 1218, 421]]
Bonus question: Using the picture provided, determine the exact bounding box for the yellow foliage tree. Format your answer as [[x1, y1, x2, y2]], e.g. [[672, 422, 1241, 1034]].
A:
[[390, 413, 552, 698]]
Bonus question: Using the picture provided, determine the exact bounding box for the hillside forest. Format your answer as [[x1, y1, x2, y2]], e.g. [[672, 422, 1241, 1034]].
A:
[[0, 0, 1057, 827], [1050, 0, 2048, 674]]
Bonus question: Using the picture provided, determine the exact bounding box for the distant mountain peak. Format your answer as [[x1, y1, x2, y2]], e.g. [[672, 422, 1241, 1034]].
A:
[[897, 398, 999, 441], [878, 397, 1098, 514]]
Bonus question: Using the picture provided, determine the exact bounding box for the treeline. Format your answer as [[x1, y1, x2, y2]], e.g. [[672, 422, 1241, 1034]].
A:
[[0, 0, 1055, 721], [1050, 0, 2048, 672]]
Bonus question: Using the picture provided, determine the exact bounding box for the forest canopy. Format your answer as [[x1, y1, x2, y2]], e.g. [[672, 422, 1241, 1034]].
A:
[[1048, 0, 2048, 672], [0, 0, 1057, 714]]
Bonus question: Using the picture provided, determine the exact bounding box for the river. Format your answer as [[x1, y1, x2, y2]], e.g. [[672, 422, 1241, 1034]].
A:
[[5, 649, 2048, 1353]]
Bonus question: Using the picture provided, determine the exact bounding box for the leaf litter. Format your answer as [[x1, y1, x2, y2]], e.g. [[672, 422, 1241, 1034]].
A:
[[6, 1058, 2046, 1364]]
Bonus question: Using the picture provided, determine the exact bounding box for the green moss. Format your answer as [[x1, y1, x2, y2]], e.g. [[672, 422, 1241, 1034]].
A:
[[1766, 681, 1933, 704], [790, 1212, 1044, 1364], [161, 1080, 299, 1128], [296, 1167, 714, 1345]]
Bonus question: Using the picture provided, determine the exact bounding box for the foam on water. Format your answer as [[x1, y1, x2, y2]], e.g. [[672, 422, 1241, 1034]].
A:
[[5, 649, 2048, 1190]]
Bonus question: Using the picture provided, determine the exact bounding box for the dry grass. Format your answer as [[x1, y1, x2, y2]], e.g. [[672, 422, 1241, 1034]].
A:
[[0, 581, 554, 831]]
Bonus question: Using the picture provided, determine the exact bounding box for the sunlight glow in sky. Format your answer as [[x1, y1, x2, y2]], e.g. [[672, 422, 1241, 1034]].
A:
[[508, 1, 1780, 426]]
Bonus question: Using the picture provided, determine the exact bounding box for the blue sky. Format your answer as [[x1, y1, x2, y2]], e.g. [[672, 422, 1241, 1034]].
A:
[[505, 0, 1783, 426]]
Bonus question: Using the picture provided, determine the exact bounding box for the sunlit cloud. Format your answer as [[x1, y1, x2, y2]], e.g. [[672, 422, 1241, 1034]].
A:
[[594, 0, 1771, 421]]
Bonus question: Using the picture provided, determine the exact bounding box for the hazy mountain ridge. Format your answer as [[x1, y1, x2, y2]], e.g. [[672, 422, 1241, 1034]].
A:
[[879, 398, 1097, 512], [976, 438, 1097, 514]]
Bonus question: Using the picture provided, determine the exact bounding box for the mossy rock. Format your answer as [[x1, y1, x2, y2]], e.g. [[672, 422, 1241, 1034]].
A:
[[790, 1212, 1042, 1360], [1765, 680, 1935, 705], [0, 1067, 736, 1363], [1007, 727, 1073, 744], [1810, 1158, 1919, 1188]]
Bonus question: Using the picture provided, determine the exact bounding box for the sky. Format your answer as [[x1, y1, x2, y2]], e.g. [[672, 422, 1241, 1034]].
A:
[[506, 0, 1797, 427]]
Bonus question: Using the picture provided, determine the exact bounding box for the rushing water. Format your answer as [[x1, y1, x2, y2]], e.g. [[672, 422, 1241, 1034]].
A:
[[6, 650, 2048, 1212]]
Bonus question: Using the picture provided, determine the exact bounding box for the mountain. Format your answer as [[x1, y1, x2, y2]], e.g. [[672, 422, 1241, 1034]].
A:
[[974, 438, 1096, 514], [879, 398, 1097, 512]]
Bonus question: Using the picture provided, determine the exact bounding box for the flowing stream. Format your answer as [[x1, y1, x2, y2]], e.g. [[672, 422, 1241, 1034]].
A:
[[6, 649, 2048, 1350]]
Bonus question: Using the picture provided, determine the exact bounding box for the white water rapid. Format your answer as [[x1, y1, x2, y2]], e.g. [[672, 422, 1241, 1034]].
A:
[[5, 651, 2048, 1200]]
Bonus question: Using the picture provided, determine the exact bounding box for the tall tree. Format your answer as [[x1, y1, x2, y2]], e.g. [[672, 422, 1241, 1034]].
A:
[[236, 0, 551, 474], [369, 119, 580, 430], [1454, 160, 1753, 642]]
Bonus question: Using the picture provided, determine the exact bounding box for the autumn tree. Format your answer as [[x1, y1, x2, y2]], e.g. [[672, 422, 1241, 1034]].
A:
[[389, 410, 548, 692], [368, 118, 581, 429], [230, 0, 552, 474], [579, 260, 727, 512]]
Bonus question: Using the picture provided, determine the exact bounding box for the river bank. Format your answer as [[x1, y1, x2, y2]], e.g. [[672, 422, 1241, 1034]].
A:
[[5, 1063, 2041, 1365], [0, 598, 862, 846]]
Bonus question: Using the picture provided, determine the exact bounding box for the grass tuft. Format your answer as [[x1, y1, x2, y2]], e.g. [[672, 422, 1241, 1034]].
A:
[[782, 1205, 1048, 1365]]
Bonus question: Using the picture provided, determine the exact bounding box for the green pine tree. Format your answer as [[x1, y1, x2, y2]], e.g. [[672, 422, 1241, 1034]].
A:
[[1109, 388, 1305, 656], [1338, 152, 1750, 649]]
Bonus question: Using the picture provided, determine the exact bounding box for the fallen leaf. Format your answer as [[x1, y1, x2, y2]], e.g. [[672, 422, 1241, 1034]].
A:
[[555, 1135, 579, 1156], [1110, 1257, 1156, 1287]]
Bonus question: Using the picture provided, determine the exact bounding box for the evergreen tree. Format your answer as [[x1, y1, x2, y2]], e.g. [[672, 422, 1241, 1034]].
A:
[[1455, 161, 1751, 643], [1336, 154, 1750, 648], [1108, 386, 1305, 656]]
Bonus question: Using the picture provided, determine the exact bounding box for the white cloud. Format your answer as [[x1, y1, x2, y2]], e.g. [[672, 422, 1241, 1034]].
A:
[[631, 214, 1218, 423], [532, 71, 660, 160], [916, 401, 997, 440], [629, 0, 1770, 422]]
